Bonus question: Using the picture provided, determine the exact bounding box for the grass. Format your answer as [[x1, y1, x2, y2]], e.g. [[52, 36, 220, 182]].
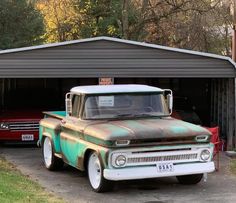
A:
[[0, 157, 65, 203], [230, 159, 236, 175]]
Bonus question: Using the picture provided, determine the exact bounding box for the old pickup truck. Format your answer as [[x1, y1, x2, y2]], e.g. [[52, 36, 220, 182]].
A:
[[39, 85, 215, 192]]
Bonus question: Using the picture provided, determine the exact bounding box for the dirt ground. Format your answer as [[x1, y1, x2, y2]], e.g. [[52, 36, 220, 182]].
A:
[[1, 145, 236, 203]]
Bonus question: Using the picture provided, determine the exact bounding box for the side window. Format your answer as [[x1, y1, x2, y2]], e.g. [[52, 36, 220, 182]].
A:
[[71, 95, 81, 118]]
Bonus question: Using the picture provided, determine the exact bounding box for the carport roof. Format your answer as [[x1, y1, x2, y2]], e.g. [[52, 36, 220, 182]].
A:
[[0, 36, 235, 63], [0, 36, 235, 78]]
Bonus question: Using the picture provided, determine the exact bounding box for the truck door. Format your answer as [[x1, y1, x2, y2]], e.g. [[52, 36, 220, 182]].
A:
[[60, 94, 83, 167]]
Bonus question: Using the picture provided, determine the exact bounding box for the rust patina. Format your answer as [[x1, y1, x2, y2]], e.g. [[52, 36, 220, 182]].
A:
[[39, 85, 214, 191], [83, 117, 211, 144]]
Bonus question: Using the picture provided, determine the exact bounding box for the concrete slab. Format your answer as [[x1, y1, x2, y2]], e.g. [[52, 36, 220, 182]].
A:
[[1, 145, 236, 203]]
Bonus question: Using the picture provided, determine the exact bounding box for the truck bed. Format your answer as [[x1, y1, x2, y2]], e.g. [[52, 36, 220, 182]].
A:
[[43, 111, 66, 120]]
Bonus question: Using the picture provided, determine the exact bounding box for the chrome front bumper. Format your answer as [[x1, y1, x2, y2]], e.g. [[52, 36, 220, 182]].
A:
[[104, 162, 215, 181]]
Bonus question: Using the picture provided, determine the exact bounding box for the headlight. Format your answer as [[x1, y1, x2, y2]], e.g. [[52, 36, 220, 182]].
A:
[[0, 122, 9, 129], [115, 155, 127, 167], [200, 149, 211, 161]]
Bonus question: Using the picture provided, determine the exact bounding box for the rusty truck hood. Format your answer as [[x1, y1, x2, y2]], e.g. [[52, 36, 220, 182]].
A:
[[83, 117, 211, 143]]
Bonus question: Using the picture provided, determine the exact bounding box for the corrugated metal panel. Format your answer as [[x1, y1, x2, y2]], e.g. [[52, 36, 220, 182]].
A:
[[0, 39, 235, 78], [0, 36, 234, 60], [0, 40, 206, 59], [0, 49, 205, 59], [0, 69, 234, 78], [0, 58, 232, 68]]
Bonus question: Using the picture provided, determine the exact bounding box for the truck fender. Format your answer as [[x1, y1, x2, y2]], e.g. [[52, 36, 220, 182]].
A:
[[41, 133, 63, 159], [83, 148, 104, 171], [41, 132, 53, 147], [83, 148, 93, 170]]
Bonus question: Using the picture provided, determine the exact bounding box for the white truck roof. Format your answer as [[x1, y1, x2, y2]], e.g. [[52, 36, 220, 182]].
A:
[[70, 84, 163, 94]]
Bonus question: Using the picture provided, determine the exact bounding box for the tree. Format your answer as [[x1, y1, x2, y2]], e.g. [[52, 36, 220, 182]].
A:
[[36, 0, 233, 56], [74, 0, 121, 38], [36, 0, 81, 43], [73, 0, 140, 39], [0, 0, 45, 49], [128, 0, 233, 56]]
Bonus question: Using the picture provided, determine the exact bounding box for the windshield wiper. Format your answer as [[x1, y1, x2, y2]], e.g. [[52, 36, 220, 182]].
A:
[[114, 113, 134, 118], [133, 113, 162, 117], [112, 113, 165, 119]]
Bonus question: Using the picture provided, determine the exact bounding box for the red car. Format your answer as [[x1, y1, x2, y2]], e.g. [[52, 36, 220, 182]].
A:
[[0, 88, 61, 143], [0, 110, 42, 142]]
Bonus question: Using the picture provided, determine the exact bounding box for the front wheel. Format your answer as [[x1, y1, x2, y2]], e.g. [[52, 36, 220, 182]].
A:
[[42, 136, 64, 171], [176, 174, 203, 185], [87, 152, 113, 192]]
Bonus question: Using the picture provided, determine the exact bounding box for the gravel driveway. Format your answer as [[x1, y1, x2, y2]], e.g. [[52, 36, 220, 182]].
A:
[[1, 145, 236, 203]]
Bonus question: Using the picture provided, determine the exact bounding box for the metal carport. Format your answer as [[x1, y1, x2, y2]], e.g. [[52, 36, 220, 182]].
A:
[[0, 36, 235, 148]]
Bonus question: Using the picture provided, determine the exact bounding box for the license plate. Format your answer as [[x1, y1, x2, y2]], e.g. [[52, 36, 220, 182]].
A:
[[22, 134, 34, 141], [157, 163, 174, 172]]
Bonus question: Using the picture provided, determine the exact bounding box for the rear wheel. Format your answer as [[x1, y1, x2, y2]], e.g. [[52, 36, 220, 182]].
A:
[[87, 152, 113, 192], [43, 136, 63, 171], [176, 174, 203, 185]]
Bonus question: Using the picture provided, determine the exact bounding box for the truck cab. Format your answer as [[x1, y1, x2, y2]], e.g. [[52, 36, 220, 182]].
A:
[[39, 84, 215, 192]]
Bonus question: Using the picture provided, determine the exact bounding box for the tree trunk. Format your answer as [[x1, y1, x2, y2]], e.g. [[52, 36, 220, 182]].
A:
[[122, 0, 128, 39]]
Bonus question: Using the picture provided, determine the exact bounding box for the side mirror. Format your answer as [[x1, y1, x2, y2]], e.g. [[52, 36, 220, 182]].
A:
[[167, 94, 173, 113], [65, 93, 72, 116], [164, 89, 173, 115]]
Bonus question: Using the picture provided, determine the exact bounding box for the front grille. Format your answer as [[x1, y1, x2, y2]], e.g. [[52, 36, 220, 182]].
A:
[[129, 136, 199, 146], [111, 147, 203, 168], [8, 122, 39, 131], [127, 153, 198, 164]]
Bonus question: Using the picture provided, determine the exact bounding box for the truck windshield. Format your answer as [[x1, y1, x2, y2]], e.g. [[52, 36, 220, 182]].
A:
[[83, 93, 169, 119]]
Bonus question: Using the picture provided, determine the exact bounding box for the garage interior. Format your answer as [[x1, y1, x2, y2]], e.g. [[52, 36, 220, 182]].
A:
[[0, 37, 235, 149]]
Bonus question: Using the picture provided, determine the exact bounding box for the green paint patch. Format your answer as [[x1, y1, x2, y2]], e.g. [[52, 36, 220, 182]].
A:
[[125, 120, 145, 128], [62, 127, 83, 139], [170, 126, 188, 134], [100, 123, 130, 138], [51, 111, 66, 117], [60, 140, 80, 166], [181, 122, 206, 133], [0, 157, 64, 203]]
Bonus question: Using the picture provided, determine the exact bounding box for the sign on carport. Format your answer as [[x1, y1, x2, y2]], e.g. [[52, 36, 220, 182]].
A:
[[99, 78, 114, 85]]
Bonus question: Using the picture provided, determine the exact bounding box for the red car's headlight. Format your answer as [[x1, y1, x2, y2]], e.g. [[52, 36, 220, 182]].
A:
[[0, 122, 9, 129]]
